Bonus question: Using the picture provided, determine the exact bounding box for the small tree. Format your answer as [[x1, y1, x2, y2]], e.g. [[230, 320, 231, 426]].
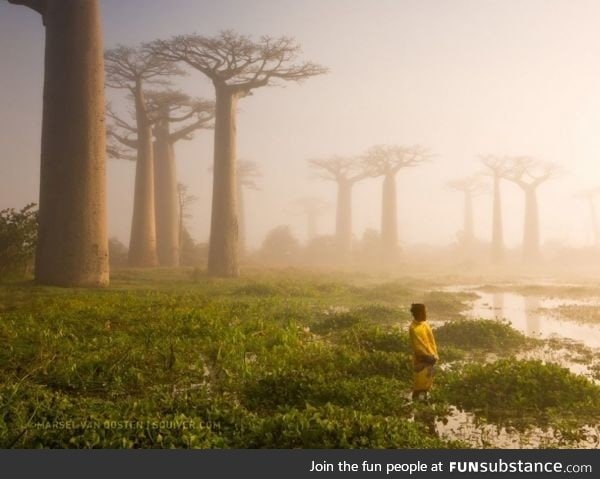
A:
[[237, 160, 261, 257], [0, 204, 38, 279], [176, 183, 198, 252], [260, 225, 300, 264]]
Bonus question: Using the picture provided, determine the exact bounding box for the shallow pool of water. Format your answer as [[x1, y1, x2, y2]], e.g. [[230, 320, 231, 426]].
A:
[[469, 290, 600, 349]]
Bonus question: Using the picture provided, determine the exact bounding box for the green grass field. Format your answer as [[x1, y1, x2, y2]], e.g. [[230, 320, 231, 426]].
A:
[[1, 269, 598, 448]]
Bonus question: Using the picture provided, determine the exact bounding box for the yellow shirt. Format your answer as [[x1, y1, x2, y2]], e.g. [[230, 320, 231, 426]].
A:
[[409, 320, 438, 365]]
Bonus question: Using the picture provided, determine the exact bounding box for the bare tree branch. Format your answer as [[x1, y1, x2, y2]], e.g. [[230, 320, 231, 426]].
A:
[[146, 30, 328, 94], [503, 156, 564, 190], [362, 144, 431, 177], [447, 176, 489, 195], [308, 155, 367, 184], [8, 0, 45, 15]]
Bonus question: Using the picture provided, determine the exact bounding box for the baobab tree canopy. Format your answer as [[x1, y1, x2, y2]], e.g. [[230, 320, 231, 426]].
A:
[[147, 30, 328, 93], [363, 145, 430, 176]]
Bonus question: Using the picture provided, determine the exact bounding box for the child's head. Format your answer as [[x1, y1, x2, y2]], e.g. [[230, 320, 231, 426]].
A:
[[410, 303, 427, 321]]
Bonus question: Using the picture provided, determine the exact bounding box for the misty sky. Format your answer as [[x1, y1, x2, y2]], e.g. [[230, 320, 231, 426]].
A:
[[2, 0, 600, 250]]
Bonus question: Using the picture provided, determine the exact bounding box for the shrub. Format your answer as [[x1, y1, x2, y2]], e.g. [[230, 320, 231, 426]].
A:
[[0, 203, 37, 280]]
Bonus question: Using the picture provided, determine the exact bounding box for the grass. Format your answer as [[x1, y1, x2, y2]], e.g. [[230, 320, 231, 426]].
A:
[[0, 268, 597, 448]]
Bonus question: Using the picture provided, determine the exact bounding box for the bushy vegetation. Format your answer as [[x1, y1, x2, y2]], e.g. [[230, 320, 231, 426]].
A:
[[0, 272, 458, 448], [0, 204, 37, 280], [435, 319, 532, 352], [0, 270, 596, 448], [440, 359, 600, 432]]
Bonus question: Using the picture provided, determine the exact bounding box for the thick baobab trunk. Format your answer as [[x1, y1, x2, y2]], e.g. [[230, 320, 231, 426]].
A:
[[237, 179, 246, 258], [154, 134, 180, 267], [29, 0, 109, 286], [208, 87, 239, 277], [491, 175, 505, 264], [522, 187, 540, 261], [128, 87, 158, 267], [335, 180, 352, 257], [380, 173, 399, 258]]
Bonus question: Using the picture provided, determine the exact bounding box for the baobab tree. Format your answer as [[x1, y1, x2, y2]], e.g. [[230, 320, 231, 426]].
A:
[[105, 45, 182, 267], [148, 31, 327, 277], [149, 91, 214, 267], [108, 92, 213, 267], [309, 156, 367, 257], [504, 157, 562, 261], [481, 155, 511, 264], [447, 176, 487, 251], [237, 160, 261, 257], [8, 0, 109, 286], [288, 197, 330, 241], [363, 145, 430, 259], [574, 188, 600, 247]]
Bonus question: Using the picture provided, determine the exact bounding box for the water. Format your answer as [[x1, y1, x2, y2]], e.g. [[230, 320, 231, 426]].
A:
[[435, 284, 600, 447], [468, 290, 600, 349]]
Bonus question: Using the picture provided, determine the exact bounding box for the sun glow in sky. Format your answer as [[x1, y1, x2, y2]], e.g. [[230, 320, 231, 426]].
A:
[[2, 0, 600, 250]]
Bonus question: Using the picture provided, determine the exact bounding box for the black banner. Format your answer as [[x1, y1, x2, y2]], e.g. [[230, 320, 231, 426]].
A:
[[1, 449, 597, 478]]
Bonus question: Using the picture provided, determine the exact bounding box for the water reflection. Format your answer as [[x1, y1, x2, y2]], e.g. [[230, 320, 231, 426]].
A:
[[492, 292, 504, 320], [467, 290, 600, 349], [524, 296, 541, 337]]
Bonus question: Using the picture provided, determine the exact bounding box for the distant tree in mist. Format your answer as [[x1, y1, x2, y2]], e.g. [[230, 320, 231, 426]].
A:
[[574, 188, 600, 247], [105, 45, 183, 268], [363, 145, 430, 260], [177, 183, 198, 251], [504, 157, 562, 262], [447, 176, 487, 252], [260, 225, 300, 264], [288, 197, 330, 241], [309, 156, 367, 259], [148, 31, 327, 277], [481, 155, 512, 264], [8, 0, 109, 286], [176, 183, 208, 267], [237, 161, 262, 258], [108, 237, 128, 269]]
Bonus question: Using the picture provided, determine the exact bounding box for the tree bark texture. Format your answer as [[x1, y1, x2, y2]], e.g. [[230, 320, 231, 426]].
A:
[[153, 132, 180, 267], [128, 87, 158, 267], [207, 88, 239, 277], [30, 0, 109, 286]]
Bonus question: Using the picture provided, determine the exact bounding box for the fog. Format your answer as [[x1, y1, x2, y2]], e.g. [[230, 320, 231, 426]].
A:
[[2, 0, 600, 255]]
